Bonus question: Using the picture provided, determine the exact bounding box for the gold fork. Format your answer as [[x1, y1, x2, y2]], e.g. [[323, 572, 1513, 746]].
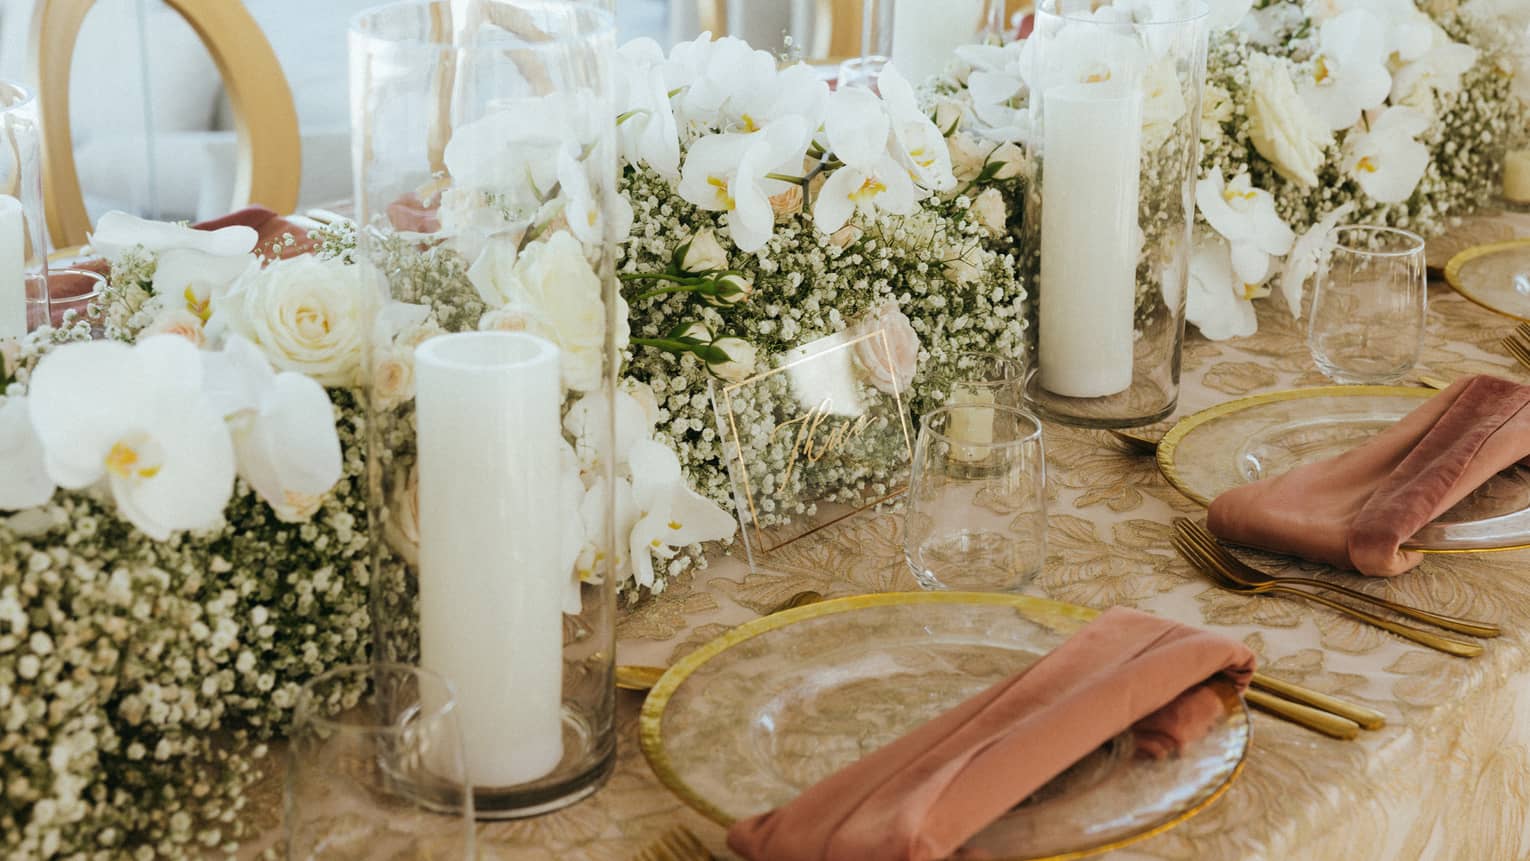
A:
[[1503, 324, 1530, 371], [1176, 519, 1501, 638], [1171, 523, 1482, 658], [632, 826, 714, 861]]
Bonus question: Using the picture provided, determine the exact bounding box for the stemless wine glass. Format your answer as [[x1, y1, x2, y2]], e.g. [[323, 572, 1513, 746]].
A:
[[905, 404, 1047, 592], [1307, 225, 1427, 384], [285, 664, 474, 861]]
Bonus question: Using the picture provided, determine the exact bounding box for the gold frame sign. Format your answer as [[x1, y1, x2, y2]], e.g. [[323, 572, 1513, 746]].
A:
[[710, 328, 915, 566]]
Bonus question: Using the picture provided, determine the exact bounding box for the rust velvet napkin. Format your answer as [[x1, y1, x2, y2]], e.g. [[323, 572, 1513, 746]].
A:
[[1207, 375, 1530, 577], [725, 607, 1255, 861], [194, 206, 317, 259]]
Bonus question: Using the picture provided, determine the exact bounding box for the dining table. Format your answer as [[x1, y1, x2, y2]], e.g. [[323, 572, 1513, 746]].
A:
[[240, 211, 1530, 860]]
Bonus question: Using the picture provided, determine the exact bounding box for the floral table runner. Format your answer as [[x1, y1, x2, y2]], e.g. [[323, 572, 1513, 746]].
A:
[[242, 214, 1530, 860]]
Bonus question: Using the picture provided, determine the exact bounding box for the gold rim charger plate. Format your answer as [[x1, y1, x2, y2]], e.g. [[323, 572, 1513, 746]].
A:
[[639, 592, 1249, 861], [1443, 238, 1530, 322], [1157, 386, 1530, 553]]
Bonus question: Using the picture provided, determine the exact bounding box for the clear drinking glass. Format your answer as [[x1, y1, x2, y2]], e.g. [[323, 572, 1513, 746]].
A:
[[285, 663, 474, 861], [0, 81, 49, 336], [905, 404, 1046, 592], [1307, 225, 1427, 384]]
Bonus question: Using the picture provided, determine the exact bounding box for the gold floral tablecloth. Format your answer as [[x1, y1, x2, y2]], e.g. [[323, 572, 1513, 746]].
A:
[[253, 214, 1530, 860]]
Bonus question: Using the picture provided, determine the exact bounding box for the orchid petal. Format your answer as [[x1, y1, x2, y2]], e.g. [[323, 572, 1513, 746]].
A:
[[90, 210, 257, 261], [0, 398, 55, 510], [111, 395, 234, 541]]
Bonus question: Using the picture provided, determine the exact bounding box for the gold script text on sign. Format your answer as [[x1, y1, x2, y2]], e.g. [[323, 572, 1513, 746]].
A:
[[770, 399, 876, 488]]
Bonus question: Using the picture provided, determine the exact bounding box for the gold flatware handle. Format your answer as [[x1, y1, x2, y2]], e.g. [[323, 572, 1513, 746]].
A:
[[617, 664, 667, 692], [1250, 673, 1385, 730], [1244, 688, 1360, 740], [1413, 372, 1451, 391], [1271, 576, 1500, 638], [1289, 587, 1482, 657], [1108, 428, 1159, 455]]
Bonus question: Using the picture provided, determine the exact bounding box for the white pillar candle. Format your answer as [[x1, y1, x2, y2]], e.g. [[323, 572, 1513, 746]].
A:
[[947, 386, 996, 463], [1038, 84, 1143, 399], [0, 195, 25, 341], [891, 0, 985, 85], [1505, 148, 1530, 204], [415, 331, 566, 787]]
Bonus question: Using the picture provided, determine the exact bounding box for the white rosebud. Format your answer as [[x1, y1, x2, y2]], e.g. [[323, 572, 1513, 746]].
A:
[[948, 133, 989, 182], [678, 228, 729, 274], [933, 98, 965, 134], [973, 188, 1008, 236], [370, 347, 415, 409], [677, 321, 713, 343], [770, 184, 804, 220], [989, 142, 1025, 180], [708, 337, 757, 383], [705, 272, 754, 307]]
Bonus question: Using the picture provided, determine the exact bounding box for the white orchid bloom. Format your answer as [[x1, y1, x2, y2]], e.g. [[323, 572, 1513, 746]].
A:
[[557, 149, 632, 247], [558, 440, 589, 614], [1207, 0, 1255, 30], [444, 91, 599, 209], [957, 41, 1035, 142], [202, 336, 342, 522], [824, 86, 893, 171], [27, 336, 235, 540], [626, 439, 735, 588], [615, 38, 681, 177], [877, 65, 957, 193], [0, 397, 54, 510], [669, 37, 776, 131], [89, 211, 258, 323], [1341, 0, 1434, 63], [678, 117, 806, 252], [1390, 21, 1478, 106], [1186, 235, 1259, 340], [1280, 202, 1356, 318], [1302, 10, 1392, 130], [1341, 106, 1430, 204], [562, 387, 657, 477], [1195, 169, 1295, 287], [813, 158, 918, 235]]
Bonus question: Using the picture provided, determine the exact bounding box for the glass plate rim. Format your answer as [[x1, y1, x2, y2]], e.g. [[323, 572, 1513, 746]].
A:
[[638, 590, 1250, 861], [1155, 385, 1530, 554], [1443, 237, 1530, 323]]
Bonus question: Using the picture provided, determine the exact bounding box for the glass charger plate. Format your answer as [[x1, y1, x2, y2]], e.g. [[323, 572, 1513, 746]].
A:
[[639, 592, 1249, 861], [1444, 238, 1530, 322], [1156, 386, 1530, 553]]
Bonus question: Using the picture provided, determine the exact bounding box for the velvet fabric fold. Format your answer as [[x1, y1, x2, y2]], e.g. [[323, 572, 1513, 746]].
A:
[[1207, 375, 1530, 576], [725, 607, 1255, 861]]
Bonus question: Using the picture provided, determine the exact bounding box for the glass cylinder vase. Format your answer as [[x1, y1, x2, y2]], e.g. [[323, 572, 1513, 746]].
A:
[[0, 81, 49, 339], [1021, 0, 1208, 428], [350, 0, 619, 819]]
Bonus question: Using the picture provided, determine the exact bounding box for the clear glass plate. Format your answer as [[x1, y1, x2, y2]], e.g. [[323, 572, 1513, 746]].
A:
[[1444, 238, 1530, 322], [639, 592, 1249, 861], [1157, 386, 1530, 553]]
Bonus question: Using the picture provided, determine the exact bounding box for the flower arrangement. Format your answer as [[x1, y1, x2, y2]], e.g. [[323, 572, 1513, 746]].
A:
[[0, 214, 371, 858], [934, 0, 1530, 338]]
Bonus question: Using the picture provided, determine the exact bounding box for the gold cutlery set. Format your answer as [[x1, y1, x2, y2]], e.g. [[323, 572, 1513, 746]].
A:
[[633, 825, 715, 861], [1502, 322, 1530, 370]]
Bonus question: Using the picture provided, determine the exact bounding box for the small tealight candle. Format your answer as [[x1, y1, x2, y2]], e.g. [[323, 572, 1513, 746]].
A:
[[1504, 149, 1530, 205], [947, 386, 996, 463]]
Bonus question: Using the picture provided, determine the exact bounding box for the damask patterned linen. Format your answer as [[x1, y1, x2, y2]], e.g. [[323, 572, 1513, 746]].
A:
[[243, 215, 1530, 860]]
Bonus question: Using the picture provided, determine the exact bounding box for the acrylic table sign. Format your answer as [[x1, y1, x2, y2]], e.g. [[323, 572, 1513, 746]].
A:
[[710, 327, 916, 570]]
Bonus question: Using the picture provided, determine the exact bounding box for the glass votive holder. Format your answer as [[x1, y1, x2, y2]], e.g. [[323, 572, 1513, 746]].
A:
[[948, 351, 1025, 409], [905, 403, 1047, 593], [1307, 225, 1427, 385], [46, 267, 106, 334]]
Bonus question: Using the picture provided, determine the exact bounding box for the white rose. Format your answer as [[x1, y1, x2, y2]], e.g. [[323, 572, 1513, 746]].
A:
[[1246, 54, 1332, 187], [678, 228, 729, 274], [502, 231, 621, 393], [141, 309, 206, 347], [949, 133, 990, 182], [478, 307, 536, 333], [89, 211, 256, 311], [933, 98, 965, 134], [212, 255, 370, 386], [1141, 59, 1188, 151], [372, 346, 415, 408], [973, 188, 1008, 236], [853, 302, 920, 395], [708, 337, 757, 383]]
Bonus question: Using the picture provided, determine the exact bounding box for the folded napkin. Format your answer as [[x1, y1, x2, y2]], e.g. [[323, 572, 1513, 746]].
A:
[[726, 607, 1255, 861], [1208, 375, 1530, 577], [194, 206, 317, 259]]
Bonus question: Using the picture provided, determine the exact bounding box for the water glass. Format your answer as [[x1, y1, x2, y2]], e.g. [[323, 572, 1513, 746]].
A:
[[285, 664, 475, 860], [1307, 225, 1427, 384], [905, 404, 1047, 592]]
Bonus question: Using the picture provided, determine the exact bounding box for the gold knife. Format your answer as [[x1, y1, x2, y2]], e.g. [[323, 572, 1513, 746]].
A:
[[1244, 688, 1360, 740]]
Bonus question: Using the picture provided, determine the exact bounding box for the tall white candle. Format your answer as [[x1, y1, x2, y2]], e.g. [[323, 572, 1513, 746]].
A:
[[947, 385, 996, 463], [415, 331, 566, 787], [0, 195, 25, 341], [1038, 84, 1143, 399], [891, 0, 985, 85]]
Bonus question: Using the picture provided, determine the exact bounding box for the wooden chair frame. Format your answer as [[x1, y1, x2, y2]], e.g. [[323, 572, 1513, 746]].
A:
[[33, 0, 301, 247]]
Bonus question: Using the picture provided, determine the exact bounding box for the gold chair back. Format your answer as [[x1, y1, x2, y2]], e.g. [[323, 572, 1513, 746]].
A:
[[809, 0, 1033, 64], [32, 0, 301, 248]]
